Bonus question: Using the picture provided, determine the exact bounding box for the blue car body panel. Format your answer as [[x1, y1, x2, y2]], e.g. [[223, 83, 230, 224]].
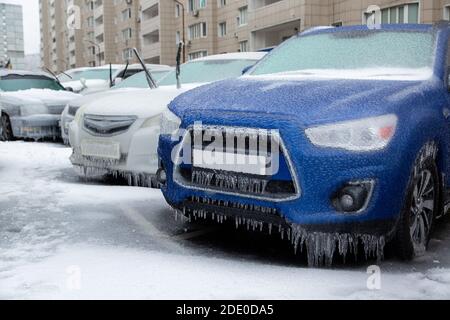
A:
[[158, 24, 450, 237]]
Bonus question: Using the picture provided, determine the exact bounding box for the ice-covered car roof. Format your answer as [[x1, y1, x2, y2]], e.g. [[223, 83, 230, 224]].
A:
[[301, 23, 437, 37], [0, 69, 54, 79]]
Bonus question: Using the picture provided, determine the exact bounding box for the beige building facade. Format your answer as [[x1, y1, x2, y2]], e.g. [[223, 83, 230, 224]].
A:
[[40, 0, 141, 72], [40, 0, 450, 71]]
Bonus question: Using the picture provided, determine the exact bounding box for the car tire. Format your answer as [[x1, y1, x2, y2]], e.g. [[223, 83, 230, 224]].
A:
[[0, 113, 14, 141], [395, 142, 440, 260]]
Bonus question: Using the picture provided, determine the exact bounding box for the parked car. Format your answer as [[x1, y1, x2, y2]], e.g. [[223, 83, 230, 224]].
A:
[[0, 70, 80, 141], [157, 24, 450, 266], [60, 67, 174, 145], [59, 64, 172, 95], [69, 52, 266, 187]]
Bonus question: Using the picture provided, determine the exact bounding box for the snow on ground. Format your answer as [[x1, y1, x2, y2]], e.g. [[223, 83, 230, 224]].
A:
[[1, 141, 450, 300]]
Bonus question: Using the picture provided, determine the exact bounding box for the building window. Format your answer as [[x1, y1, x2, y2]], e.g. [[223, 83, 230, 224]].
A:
[[445, 6, 450, 20], [122, 48, 133, 61], [188, 0, 207, 12], [87, 16, 94, 27], [218, 0, 226, 7], [175, 4, 181, 17], [366, 3, 419, 24], [218, 22, 227, 37], [239, 40, 248, 52], [188, 22, 207, 40], [122, 28, 132, 41], [122, 8, 132, 21], [176, 31, 181, 44], [188, 50, 207, 61], [237, 6, 248, 26]]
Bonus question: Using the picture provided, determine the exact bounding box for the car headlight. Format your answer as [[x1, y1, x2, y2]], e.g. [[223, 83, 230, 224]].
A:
[[160, 109, 181, 135], [141, 114, 162, 129], [74, 105, 88, 125], [20, 104, 48, 116], [305, 114, 398, 152]]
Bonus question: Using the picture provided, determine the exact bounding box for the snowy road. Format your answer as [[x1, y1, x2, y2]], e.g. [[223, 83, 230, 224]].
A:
[[1, 141, 450, 299]]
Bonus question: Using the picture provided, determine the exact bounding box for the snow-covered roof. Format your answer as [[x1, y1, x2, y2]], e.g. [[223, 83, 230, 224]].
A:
[[193, 52, 267, 62], [63, 65, 126, 73], [63, 64, 172, 74], [0, 69, 53, 79]]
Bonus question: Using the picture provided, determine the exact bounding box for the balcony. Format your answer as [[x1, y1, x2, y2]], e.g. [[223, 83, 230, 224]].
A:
[[251, 0, 284, 10], [250, 0, 301, 32]]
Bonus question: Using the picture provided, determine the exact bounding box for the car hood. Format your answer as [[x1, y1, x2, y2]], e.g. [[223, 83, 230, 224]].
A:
[[1, 89, 80, 106], [170, 77, 443, 127], [69, 88, 142, 108], [62, 79, 108, 92], [82, 84, 202, 119]]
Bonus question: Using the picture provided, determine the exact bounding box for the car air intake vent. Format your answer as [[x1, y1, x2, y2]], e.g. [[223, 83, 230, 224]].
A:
[[174, 126, 300, 201], [68, 105, 80, 116], [47, 105, 66, 115], [83, 114, 136, 136]]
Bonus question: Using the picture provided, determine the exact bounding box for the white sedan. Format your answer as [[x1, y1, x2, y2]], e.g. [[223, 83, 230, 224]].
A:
[[69, 52, 266, 187], [60, 66, 173, 144]]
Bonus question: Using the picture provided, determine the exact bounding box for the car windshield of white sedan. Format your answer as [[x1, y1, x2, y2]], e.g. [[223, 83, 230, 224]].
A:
[[61, 69, 118, 82], [0, 75, 64, 92], [113, 70, 171, 89], [157, 59, 256, 86], [250, 31, 435, 80]]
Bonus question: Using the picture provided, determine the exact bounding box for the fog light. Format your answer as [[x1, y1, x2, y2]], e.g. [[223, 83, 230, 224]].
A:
[[333, 180, 374, 213], [157, 168, 167, 185]]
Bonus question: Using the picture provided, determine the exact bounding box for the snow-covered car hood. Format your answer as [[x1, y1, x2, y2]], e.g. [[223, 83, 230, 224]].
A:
[[1, 89, 81, 106], [169, 77, 443, 126], [69, 88, 143, 108], [82, 84, 201, 119], [62, 79, 109, 93]]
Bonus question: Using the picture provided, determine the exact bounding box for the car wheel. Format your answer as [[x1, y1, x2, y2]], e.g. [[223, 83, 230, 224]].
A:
[[0, 113, 14, 141], [395, 142, 440, 260]]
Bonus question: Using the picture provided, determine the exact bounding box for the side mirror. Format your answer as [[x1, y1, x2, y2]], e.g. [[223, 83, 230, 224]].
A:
[[114, 77, 123, 86], [66, 87, 74, 92], [242, 65, 253, 75]]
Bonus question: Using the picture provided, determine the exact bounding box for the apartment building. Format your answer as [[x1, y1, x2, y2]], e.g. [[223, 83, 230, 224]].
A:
[[40, 0, 141, 72], [0, 2, 25, 69], [40, 0, 450, 70]]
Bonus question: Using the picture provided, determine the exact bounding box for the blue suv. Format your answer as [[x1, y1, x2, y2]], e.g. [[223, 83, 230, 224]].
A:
[[158, 24, 450, 266]]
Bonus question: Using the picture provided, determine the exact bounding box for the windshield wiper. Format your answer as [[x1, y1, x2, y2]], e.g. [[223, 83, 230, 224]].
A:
[[43, 67, 64, 87], [176, 41, 184, 89], [133, 48, 157, 89]]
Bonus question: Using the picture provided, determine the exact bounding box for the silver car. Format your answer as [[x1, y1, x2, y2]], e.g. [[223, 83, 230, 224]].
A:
[[0, 70, 80, 141]]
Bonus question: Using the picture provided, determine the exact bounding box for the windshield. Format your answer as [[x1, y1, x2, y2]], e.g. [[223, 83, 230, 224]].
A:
[[157, 59, 257, 86], [61, 69, 119, 82], [0, 75, 65, 92], [113, 70, 171, 89], [250, 31, 435, 79]]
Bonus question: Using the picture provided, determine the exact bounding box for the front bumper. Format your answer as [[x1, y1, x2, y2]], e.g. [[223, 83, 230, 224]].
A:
[[11, 115, 61, 140], [158, 116, 414, 239], [61, 114, 74, 144], [69, 120, 161, 187]]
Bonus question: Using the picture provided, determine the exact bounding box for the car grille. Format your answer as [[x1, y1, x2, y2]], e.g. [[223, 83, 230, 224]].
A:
[[174, 126, 299, 201], [47, 105, 66, 115], [83, 114, 136, 136], [68, 105, 80, 116]]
